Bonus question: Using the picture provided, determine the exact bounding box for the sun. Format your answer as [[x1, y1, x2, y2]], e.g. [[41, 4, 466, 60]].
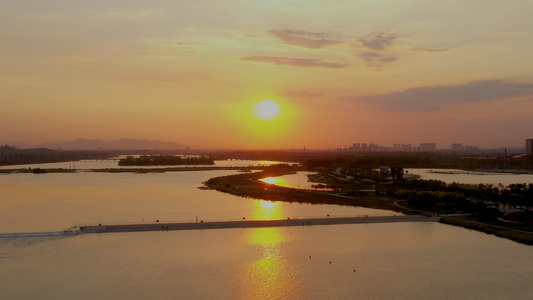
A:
[[228, 96, 296, 146], [254, 99, 281, 120]]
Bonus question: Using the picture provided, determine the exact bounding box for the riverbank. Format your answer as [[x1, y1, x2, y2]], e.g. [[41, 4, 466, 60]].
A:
[[439, 216, 533, 245]]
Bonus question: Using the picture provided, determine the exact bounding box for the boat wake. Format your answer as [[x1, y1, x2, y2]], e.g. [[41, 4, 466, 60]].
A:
[[0, 229, 80, 240]]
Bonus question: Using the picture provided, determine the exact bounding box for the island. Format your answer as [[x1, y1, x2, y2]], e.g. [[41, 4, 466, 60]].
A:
[[118, 155, 214, 166]]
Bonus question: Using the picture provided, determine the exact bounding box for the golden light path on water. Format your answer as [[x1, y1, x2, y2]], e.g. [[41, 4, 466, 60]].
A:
[[259, 176, 292, 188], [256, 160, 288, 166], [237, 200, 303, 299]]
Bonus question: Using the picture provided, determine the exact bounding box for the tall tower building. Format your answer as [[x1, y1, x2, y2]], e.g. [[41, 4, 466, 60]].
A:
[[526, 139, 533, 155]]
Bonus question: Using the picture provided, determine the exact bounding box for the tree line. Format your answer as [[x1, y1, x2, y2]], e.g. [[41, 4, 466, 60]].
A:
[[118, 155, 214, 166], [305, 153, 533, 170], [390, 179, 533, 217]]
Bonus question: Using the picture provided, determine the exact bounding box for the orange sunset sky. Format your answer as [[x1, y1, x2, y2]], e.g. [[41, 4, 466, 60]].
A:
[[1, 0, 533, 149]]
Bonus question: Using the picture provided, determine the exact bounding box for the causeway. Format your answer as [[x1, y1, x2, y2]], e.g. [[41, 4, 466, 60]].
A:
[[79, 215, 439, 234]]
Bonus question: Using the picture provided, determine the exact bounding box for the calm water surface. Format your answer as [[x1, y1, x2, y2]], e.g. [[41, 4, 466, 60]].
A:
[[0, 159, 293, 170], [1, 223, 531, 299], [407, 168, 533, 185], [0, 170, 392, 234], [260, 171, 316, 189], [274, 169, 533, 188], [1, 165, 532, 299]]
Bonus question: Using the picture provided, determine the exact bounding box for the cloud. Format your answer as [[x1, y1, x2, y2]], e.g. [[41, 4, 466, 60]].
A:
[[176, 42, 207, 46], [359, 31, 397, 51], [354, 80, 533, 112], [269, 30, 343, 49], [240, 56, 348, 69], [353, 31, 399, 66], [411, 47, 450, 53], [355, 51, 398, 67]]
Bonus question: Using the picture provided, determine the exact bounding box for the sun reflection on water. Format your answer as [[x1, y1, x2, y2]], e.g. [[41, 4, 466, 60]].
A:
[[259, 176, 290, 188], [239, 227, 302, 299], [256, 160, 286, 166], [254, 200, 283, 220], [235, 200, 304, 298], [259, 200, 276, 209], [260, 177, 278, 185]]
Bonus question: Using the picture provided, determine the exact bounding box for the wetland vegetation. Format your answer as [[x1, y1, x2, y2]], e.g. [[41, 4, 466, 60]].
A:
[[118, 155, 214, 166]]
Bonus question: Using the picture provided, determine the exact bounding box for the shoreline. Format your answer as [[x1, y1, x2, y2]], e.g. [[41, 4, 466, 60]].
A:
[[205, 169, 406, 213]]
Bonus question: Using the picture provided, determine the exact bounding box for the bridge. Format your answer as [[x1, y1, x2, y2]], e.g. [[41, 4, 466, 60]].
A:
[[79, 215, 439, 234]]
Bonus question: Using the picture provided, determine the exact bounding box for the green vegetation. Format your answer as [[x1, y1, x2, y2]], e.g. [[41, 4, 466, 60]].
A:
[[440, 216, 533, 245], [118, 155, 214, 166], [390, 180, 533, 216], [32, 168, 47, 174], [305, 152, 533, 171], [306, 166, 393, 193], [204, 164, 403, 212], [300, 156, 533, 245]]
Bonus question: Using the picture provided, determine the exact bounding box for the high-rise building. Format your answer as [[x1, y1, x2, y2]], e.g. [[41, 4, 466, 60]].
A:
[[526, 139, 533, 155], [451, 143, 462, 151], [400, 144, 412, 151], [419, 143, 436, 152]]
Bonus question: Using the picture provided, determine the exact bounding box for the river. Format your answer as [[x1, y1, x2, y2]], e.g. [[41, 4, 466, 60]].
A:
[[1, 163, 532, 299], [407, 168, 533, 185]]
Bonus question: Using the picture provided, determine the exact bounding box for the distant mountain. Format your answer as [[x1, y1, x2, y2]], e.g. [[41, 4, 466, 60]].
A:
[[36, 138, 187, 150]]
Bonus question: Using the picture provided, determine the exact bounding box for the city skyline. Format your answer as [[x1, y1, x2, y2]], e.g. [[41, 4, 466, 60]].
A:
[[1, 1, 533, 149], [6, 136, 531, 153]]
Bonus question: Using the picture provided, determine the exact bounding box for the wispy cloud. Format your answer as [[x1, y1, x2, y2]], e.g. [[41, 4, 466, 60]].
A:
[[353, 80, 533, 112], [269, 30, 343, 49], [359, 31, 397, 51], [353, 31, 399, 66], [410, 47, 450, 53], [176, 42, 208, 46], [240, 56, 348, 69], [355, 51, 398, 67]]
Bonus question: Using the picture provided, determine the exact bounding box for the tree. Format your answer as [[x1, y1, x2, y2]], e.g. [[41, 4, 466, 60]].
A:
[[390, 167, 404, 181]]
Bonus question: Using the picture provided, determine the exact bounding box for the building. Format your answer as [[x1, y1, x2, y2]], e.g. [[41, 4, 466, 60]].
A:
[[379, 166, 390, 175], [526, 139, 533, 155], [399, 144, 412, 151], [419, 143, 436, 152], [451, 143, 462, 151]]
